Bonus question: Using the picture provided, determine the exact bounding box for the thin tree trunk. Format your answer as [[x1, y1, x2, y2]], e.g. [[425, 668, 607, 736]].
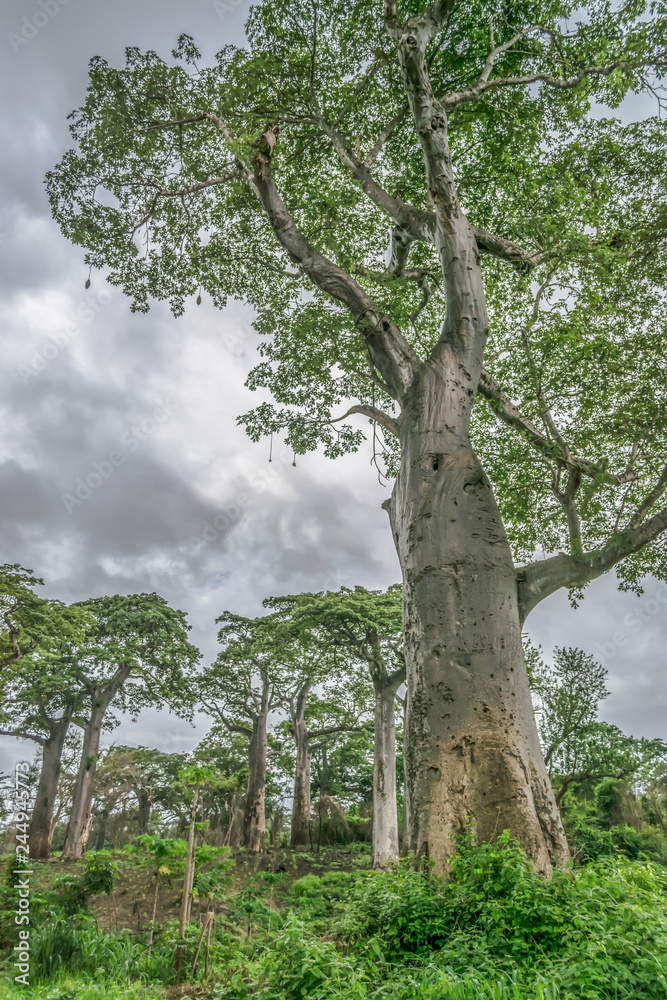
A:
[[176, 786, 199, 978], [290, 681, 312, 848], [270, 806, 284, 847], [388, 391, 569, 873], [95, 811, 109, 850], [372, 681, 400, 868], [243, 711, 268, 852], [401, 697, 410, 849], [62, 703, 106, 860], [136, 789, 152, 833], [147, 874, 160, 953], [29, 714, 71, 859]]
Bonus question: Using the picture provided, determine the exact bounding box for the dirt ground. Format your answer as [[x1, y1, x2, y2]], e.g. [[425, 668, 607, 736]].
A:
[[26, 845, 371, 934]]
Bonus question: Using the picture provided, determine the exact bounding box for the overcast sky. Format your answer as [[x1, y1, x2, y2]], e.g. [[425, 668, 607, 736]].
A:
[[1, 0, 665, 774]]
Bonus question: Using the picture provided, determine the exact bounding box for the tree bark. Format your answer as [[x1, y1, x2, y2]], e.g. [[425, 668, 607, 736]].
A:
[[136, 788, 152, 833], [386, 376, 569, 872], [290, 679, 312, 848], [29, 713, 72, 860], [62, 703, 106, 859], [243, 711, 268, 852], [372, 680, 401, 868], [63, 667, 130, 860], [176, 786, 199, 980]]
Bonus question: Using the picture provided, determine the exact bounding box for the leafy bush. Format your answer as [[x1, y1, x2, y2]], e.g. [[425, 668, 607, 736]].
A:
[[289, 871, 357, 919], [338, 835, 667, 997]]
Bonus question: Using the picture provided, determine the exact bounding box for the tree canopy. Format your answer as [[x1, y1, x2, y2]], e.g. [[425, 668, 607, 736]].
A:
[[47, 1, 667, 598]]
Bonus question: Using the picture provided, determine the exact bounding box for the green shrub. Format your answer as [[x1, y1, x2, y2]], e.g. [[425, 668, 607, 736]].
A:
[[338, 835, 667, 997]]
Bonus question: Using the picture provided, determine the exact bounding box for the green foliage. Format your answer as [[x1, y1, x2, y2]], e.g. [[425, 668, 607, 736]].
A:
[[527, 643, 667, 806], [26, 919, 147, 985], [0, 980, 164, 1000], [46, 0, 667, 586], [289, 870, 357, 919], [81, 850, 118, 896], [0, 564, 93, 684]]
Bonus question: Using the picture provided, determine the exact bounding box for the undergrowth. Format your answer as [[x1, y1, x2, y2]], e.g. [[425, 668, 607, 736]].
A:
[[2, 836, 667, 999]]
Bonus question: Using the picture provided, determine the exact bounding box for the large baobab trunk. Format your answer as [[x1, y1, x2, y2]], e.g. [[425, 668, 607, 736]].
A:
[[29, 714, 72, 859], [380, 20, 570, 874], [388, 366, 568, 872], [290, 679, 312, 848], [371, 681, 401, 868], [243, 712, 268, 852]]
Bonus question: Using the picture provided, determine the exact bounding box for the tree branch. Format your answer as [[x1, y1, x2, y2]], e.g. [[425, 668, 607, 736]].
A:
[[249, 150, 421, 400], [330, 405, 399, 438], [442, 55, 667, 110], [477, 370, 607, 479], [517, 504, 667, 622], [629, 462, 667, 529], [0, 726, 45, 745]]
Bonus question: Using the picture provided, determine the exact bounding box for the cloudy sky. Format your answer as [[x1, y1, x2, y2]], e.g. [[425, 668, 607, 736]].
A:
[[1, 0, 665, 773]]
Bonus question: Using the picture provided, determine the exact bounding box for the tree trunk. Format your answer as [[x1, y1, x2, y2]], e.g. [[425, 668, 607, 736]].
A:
[[62, 705, 105, 860], [387, 369, 569, 873], [29, 715, 71, 860], [270, 806, 284, 846], [176, 786, 199, 980], [290, 681, 312, 848], [136, 789, 151, 833], [401, 699, 411, 849], [224, 792, 243, 848], [382, 15, 570, 875], [95, 811, 109, 850], [243, 712, 267, 852], [372, 682, 400, 868]]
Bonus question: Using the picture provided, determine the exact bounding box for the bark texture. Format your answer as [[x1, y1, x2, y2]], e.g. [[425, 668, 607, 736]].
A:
[[379, 13, 568, 873], [291, 727, 312, 847], [387, 375, 568, 872], [244, 711, 268, 852], [63, 667, 131, 860], [290, 679, 312, 848], [372, 682, 401, 868], [29, 713, 72, 859]]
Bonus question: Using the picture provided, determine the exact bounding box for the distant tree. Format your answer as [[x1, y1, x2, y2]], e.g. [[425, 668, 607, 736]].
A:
[[200, 613, 285, 852], [191, 725, 249, 845], [62, 593, 200, 860], [272, 681, 372, 848], [1, 647, 93, 859], [0, 564, 90, 678], [267, 587, 404, 867], [529, 644, 666, 807]]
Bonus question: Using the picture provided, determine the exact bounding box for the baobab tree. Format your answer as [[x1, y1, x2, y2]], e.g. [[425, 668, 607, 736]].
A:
[[48, 0, 667, 870], [62, 593, 200, 860], [267, 586, 405, 867], [200, 612, 286, 853]]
